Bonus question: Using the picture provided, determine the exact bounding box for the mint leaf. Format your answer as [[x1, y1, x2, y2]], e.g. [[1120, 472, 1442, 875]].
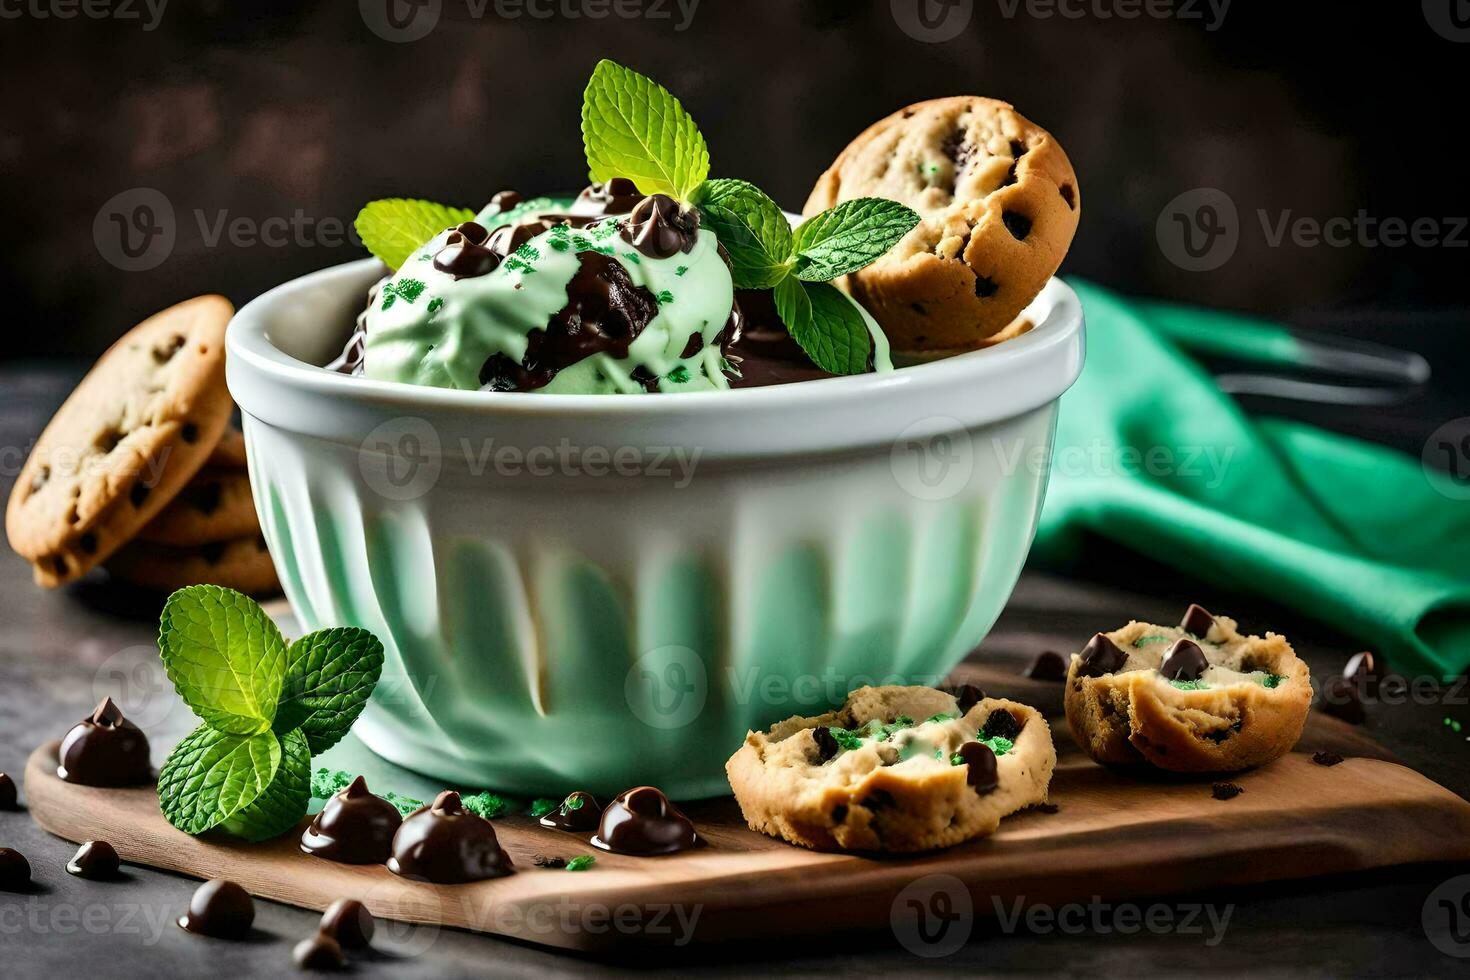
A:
[[273, 627, 385, 753], [774, 278, 873, 376], [219, 728, 312, 842], [158, 724, 281, 835], [793, 198, 920, 282], [692, 178, 793, 288], [581, 59, 709, 200], [159, 586, 286, 735], [356, 198, 474, 271]]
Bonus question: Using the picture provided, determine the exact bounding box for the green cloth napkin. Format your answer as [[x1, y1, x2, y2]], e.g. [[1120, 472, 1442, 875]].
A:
[[1033, 280, 1470, 678]]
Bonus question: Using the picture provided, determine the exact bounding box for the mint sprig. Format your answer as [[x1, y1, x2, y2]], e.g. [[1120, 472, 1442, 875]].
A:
[[356, 198, 475, 271], [691, 179, 793, 289], [157, 586, 385, 841], [581, 59, 709, 201], [792, 198, 919, 282], [775, 278, 874, 376]]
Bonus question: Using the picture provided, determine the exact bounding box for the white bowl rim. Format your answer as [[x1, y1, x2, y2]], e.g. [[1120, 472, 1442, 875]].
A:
[[227, 257, 1085, 426]]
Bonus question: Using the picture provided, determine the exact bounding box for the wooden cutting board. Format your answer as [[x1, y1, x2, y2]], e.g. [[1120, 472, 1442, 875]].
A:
[[24, 666, 1470, 953]]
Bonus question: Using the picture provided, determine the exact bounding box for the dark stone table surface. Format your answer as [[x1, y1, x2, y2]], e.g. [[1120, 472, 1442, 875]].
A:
[[2, 363, 1468, 978]]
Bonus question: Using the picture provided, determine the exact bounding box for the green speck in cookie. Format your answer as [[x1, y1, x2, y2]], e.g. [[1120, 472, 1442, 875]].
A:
[[565, 855, 596, 872], [1169, 679, 1209, 691], [1135, 635, 1171, 647], [528, 797, 560, 818], [927, 712, 958, 724], [1262, 674, 1285, 688], [978, 735, 1014, 756]]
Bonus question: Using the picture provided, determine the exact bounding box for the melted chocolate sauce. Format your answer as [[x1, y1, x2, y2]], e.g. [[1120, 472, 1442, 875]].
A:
[[479, 250, 659, 392], [301, 776, 403, 864], [539, 791, 602, 833], [387, 791, 514, 884], [178, 880, 255, 939], [57, 697, 152, 787], [591, 786, 697, 856], [433, 220, 500, 280]]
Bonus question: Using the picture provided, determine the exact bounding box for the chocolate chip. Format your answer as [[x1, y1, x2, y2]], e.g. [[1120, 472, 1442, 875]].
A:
[[79, 532, 97, 554], [50, 555, 68, 577], [1160, 639, 1210, 682], [532, 854, 567, 868], [0, 773, 16, 810], [974, 274, 999, 298], [1001, 210, 1032, 241], [189, 481, 223, 515], [434, 220, 501, 279], [1077, 633, 1127, 677], [67, 840, 121, 879], [861, 789, 897, 810], [152, 334, 186, 363], [29, 465, 50, 496], [954, 742, 999, 794], [488, 190, 523, 213], [178, 879, 254, 939], [1032, 802, 1060, 815], [201, 542, 226, 565], [129, 482, 150, 507], [181, 423, 199, 443], [1024, 650, 1068, 682], [1180, 603, 1215, 637], [95, 428, 124, 454], [1312, 750, 1345, 767], [1320, 676, 1366, 724], [940, 683, 986, 714], [811, 726, 839, 763], [982, 708, 1023, 740], [320, 898, 374, 949], [293, 933, 345, 971], [0, 848, 31, 890], [1060, 184, 1077, 210], [911, 301, 928, 315], [620, 194, 700, 259], [830, 804, 848, 824], [1211, 782, 1244, 801]]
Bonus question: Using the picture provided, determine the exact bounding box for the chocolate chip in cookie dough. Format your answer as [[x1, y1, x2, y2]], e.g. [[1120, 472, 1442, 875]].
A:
[[1211, 782, 1244, 801], [1180, 603, 1216, 638], [1312, 750, 1345, 767], [811, 726, 840, 763], [1001, 210, 1032, 241], [1159, 639, 1209, 682], [954, 742, 999, 795], [1077, 633, 1127, 677], [1023, 650, 1068, 682], [982, 708, 1023, 741], [940, 683, 986, 714], [973, 274, 999, 299]]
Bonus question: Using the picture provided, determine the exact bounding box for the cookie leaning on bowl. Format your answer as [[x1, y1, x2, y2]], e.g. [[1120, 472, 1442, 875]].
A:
[[5, 296, 236, 587], [727, 685, 1055, 852], [1064, 605, 1312, 773], [804, 96, 1079, 353]]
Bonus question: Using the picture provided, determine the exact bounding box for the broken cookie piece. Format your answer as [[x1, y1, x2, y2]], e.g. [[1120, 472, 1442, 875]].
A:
[[1064, 606, 1312, 773], [726, 684, 1055, 852]]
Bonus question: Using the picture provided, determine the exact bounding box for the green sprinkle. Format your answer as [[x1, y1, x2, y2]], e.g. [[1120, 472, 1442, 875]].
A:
[[382, 791, 425, 816], [565, 855, 596, 872], [426, 296, 445, 315], [667, 365, 690, 384], [1169, 679, 1209, 691], [950, 752, 965, 766], [656, 289, 674, 304], [462, 791, 509, 820], [926, 713, 959, 724], [675, 265, 689, 277], [311, 768, 353, 799], [1135, 635, 1171, 647], [978, 735, 1014, 757], [548, 237, 570, 251], [514, 244, 540, 261], [380, 278, 427, 310], [1262, 674, 1284, 689], [623, 251, 642, 264], [1447, 717, 1464, 733], [528, 797, 560, 818]]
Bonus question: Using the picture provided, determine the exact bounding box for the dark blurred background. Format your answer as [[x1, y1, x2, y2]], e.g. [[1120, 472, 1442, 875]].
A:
[[3, 0, 1467, 438]]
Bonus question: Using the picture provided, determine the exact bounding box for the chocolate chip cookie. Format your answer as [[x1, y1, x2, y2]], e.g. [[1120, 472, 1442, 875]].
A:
[[137, 468, 259, 547], [5, 296, 236, 586], [104, 534, 279, 597], [804, 97, 1079, 352], [1065, 605, 1312, 772], [726, 685, 1055, 852]]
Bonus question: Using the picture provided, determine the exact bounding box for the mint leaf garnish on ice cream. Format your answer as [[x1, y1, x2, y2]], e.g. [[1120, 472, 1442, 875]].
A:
[[581, 58, 709, 201], [356, 199, 476, 270]]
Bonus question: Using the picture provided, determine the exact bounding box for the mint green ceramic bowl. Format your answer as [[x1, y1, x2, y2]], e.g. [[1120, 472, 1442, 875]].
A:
[[226, 259, 1084, 798]]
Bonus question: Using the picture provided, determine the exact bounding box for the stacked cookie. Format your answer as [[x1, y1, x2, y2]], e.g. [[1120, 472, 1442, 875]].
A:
[[5, 297, 280, 596]]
